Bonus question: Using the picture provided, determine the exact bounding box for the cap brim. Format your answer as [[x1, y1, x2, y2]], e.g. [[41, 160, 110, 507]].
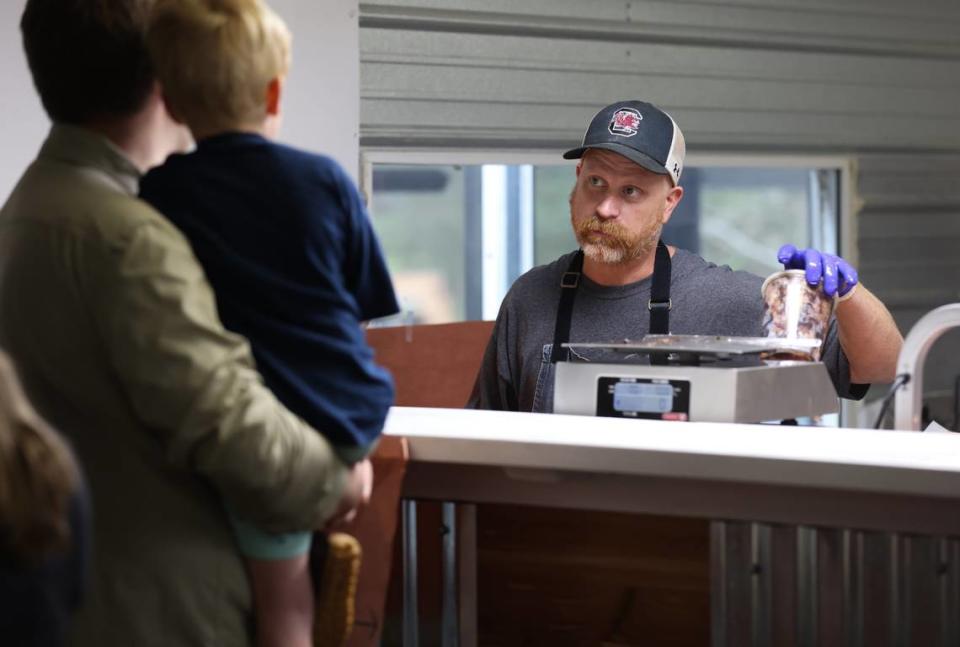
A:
[[562, 143, 672, 181]]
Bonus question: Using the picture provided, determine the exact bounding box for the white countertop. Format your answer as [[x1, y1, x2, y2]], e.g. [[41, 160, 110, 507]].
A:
[[384, 406, 960, 500]]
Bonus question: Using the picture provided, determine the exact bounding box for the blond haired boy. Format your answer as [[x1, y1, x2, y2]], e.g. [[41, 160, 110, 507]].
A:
[[141, 1, 397, 645]]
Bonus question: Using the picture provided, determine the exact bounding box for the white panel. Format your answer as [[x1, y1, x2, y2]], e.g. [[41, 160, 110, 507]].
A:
[[0, 4, 50, 204], [518, 165, 534, 274], [273, 0, 360, 180], [0, 2, 362, 195], [481, 165, 508, 319]]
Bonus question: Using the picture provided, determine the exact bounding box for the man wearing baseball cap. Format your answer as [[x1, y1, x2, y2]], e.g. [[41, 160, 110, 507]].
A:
[[468, 99, 902, 412]]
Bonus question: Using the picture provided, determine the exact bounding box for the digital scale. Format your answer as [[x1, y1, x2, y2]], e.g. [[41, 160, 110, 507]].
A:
[[553, 335, 839, 423]]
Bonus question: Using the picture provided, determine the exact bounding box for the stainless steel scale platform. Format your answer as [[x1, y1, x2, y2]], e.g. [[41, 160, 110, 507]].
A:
[[553, 335, 839, 423]]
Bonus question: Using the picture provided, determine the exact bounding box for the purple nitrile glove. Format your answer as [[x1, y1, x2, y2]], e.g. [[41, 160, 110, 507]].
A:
[[777, 244, 859, 299]]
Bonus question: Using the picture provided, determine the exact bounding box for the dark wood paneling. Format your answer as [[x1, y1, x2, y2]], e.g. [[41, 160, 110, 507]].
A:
[[861, 533, 896, 647], [770, 525, 798, 647], [906, 536, 941, 646], [476, 505, 710, 647], [816, 529, 846, 646], [366, 321, 494, 409]]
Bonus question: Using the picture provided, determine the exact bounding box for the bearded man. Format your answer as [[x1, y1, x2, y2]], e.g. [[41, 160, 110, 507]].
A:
[[467, 100, 902, 413]]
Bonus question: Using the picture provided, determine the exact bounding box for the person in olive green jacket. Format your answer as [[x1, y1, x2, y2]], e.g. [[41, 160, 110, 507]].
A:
[[0, 1, 371, 645]]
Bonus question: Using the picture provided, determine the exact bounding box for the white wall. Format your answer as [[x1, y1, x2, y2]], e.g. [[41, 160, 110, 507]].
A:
[[273, 0, 361, 180], [0, 0, 361, 201], [0, 2, 49, 203]]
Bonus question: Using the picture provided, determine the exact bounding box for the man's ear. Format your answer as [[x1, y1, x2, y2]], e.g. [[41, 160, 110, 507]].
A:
[[661, 185, 684, 224], [266, 77, 283, 116]]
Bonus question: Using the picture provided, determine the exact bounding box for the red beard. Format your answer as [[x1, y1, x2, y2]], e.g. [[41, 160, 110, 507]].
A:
[[572, 216, 660, 264]]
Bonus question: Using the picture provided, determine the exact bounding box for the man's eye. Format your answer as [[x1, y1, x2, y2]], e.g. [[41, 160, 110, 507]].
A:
[[588, 176, 605, 187], [623, 186, 640, 197]]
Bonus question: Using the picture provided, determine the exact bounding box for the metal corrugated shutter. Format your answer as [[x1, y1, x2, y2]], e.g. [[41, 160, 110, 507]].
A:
[[359, 0, 960, 153]]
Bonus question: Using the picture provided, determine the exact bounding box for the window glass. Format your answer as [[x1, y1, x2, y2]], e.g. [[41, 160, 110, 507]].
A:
[[369, 161, 838, 325], [533, 165, 577, 266], [697, 168, 810, 277], [368, 165, 467, 324]]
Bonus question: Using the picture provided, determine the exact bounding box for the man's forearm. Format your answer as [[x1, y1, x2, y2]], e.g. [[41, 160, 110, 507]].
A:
[[835, 284, 904, 384]]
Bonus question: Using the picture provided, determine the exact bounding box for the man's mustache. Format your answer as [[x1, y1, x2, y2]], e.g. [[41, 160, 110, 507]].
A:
[[575, 217, 632, 242]]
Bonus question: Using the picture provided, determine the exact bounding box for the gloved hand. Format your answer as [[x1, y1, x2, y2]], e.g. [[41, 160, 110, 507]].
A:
[[777, 244, 859, 300]]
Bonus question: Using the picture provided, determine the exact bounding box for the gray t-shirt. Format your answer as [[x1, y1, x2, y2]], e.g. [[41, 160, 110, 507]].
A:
[[467, 249, 865, 412]]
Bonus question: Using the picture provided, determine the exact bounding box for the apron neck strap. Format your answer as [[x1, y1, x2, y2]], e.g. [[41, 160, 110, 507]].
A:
[[648, 239, 672, 335], [550, 240, 672, 363], [549, 250, 584, 363]]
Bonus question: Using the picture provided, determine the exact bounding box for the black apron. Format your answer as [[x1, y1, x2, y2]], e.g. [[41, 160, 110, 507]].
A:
[[529, 240, 672, 412], [549, 239, 672, 363]]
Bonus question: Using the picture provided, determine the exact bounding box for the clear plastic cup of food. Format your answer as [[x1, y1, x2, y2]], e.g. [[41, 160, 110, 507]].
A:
[[760, 269, 834, 360]]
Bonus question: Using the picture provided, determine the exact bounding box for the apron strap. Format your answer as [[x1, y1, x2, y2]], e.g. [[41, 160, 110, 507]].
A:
[[549, 240, 673, 364], [648, 240, 672, 335], [549, 251, 584, 363]]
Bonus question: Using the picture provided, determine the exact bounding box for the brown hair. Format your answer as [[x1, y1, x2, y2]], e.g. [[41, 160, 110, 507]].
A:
[[147, 0, 291, 136], [20, 0, 156, 125], [0, 352, 78, 564]]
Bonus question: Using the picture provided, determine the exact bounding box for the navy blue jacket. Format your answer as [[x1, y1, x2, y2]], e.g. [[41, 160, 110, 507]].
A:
[[141, 133, 398, 456]]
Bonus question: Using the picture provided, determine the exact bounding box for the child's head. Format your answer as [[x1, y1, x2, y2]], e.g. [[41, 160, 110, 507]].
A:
[[146, 0, 291, 138]]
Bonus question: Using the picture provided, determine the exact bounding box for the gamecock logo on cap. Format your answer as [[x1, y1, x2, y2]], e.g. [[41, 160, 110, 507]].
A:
[[608, 107, 642, 137]]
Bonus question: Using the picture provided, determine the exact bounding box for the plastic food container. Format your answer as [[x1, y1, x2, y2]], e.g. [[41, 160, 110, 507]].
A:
[[760, 269, 833, 360]]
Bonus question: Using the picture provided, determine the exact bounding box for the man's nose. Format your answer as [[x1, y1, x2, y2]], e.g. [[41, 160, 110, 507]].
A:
[[596, 195, 620, 219]]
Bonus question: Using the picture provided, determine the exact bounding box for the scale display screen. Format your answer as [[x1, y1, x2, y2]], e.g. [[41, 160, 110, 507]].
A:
[[597, 377, 690, 420], [612, 382, 674, 413]]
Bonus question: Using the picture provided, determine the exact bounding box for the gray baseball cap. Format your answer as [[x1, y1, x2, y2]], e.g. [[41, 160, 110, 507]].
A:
[[563, 100, 686, 186]]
